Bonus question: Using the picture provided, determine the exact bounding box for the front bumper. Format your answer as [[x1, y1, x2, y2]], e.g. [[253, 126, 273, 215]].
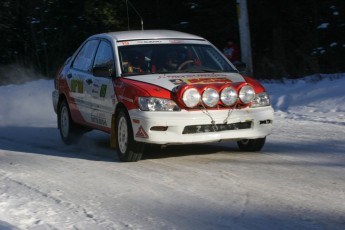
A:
[[129, 106, 274, 145]]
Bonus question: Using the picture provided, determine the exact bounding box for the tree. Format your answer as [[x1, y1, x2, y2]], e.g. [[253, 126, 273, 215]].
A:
[[0, 0, 128, 77], [1, 0, 344, 80], [236, 0, 253, 76], [248, 0, 345, 78]]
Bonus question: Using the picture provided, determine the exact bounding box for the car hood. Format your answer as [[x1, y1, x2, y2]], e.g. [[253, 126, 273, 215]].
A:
[[125, 72, 245, 91]]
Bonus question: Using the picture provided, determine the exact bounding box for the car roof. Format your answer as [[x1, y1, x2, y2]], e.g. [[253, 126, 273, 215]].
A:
[[91, 30, 206, 42]]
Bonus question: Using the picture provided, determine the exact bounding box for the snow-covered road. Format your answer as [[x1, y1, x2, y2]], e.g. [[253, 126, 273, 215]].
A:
[[0, 75, 345, 230]]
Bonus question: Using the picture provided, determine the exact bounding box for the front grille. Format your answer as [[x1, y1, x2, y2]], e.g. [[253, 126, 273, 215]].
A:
[[182, 121, 252, 134]]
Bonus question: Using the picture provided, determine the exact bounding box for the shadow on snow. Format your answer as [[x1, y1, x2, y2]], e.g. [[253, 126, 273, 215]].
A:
[[0, 125, 344, 166]]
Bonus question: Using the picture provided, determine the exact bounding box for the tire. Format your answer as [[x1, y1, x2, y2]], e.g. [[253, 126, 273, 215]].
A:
[[58, 100, 82, 145], [116, 109, 144, 162], [237, 137, 266, 152]]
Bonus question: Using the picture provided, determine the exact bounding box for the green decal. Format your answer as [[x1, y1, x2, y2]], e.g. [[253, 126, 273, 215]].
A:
[[71, 79, 84, 93], [100, 84, 107, 97]]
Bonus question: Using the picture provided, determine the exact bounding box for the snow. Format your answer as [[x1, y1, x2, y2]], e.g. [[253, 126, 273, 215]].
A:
[[266, 74, 345, 125], [0, 73, 345, 229], [317, 23, 329, 29], [329, 42, 337, 48]]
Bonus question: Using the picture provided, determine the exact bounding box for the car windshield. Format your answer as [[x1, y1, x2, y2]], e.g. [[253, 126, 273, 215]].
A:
[[118, 43, 236, 76]]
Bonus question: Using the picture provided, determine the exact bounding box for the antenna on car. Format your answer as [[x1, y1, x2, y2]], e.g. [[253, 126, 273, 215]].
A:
[[124, 0, 144, 31]]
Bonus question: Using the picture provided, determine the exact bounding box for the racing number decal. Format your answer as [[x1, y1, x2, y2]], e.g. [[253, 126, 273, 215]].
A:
[[71, 79, 84, 93]]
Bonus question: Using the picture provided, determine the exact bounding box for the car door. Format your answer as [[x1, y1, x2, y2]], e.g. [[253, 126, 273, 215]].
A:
[[88, 40, 117, 129], [68, 39, 99, 124]]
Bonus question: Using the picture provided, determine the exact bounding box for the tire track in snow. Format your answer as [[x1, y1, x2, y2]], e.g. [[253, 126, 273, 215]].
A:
[[0, 171, 120, 229]]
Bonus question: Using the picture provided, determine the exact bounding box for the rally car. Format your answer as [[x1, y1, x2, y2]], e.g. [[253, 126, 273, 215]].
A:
[[52, 30, 273, 162]]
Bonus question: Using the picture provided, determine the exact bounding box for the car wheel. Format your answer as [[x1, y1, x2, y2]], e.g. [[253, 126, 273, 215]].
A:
[[58, 100, 81, 145], [237, 137, 266, 152], [116, 109, 144, 162]]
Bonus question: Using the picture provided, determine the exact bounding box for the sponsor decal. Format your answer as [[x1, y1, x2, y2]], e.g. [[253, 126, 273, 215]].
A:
[[118, 39, 203, 46], [169, 78, 232, 85], [135, 126, 149, 138], [137, 40, 163, 44], [91, 110, 107, 126], [118, 40, 163, 46], [158, 73, 228, 79], [100, 84, 107, 97], [169, 40, 184, 44], [71, 79, 84, 93], [169, 79, 184, 85]]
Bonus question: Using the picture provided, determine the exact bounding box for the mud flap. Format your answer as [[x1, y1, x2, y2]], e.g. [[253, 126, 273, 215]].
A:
[[110, 114, 117, 149]]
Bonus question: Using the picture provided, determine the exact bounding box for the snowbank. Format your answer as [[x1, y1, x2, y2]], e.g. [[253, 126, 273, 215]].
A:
[[264, 73, 345, 124]]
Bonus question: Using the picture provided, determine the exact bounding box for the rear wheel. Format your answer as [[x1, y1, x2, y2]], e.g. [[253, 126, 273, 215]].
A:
[[116, 109, 144, 162], [237, 137, 266, 152], [58, 100, 82, 145]]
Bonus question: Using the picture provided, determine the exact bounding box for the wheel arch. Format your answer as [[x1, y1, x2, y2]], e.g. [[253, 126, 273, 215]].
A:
[[114, 103, 144, 162], [114, 102, 130, 119], [57, 93, 68, 129], [57, 92, 68, 107], [110, 102, 131, 149]]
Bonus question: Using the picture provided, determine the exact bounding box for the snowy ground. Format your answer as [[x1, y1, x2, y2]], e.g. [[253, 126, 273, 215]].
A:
[[0, 73, 344, 230]]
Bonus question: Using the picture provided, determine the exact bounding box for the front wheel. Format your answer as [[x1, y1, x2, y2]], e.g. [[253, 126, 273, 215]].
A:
[[58, 100, 82, 145], [237, 137, 266, 152], [116, 109, 144, 162]]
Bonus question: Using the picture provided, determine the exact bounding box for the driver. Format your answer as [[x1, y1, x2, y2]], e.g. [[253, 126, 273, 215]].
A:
[[161, 52, 178, 71]]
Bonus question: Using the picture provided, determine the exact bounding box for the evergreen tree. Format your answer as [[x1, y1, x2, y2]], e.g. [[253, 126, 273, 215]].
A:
[[0, 0, 344, 79]]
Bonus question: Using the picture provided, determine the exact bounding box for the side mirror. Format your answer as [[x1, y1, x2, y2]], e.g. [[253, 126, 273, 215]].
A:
[[233, 61, 247, 73], [92, 66, 114, 78]]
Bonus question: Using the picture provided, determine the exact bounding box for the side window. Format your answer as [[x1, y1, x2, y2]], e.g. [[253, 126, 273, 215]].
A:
[[73, 40, 99, 71], [93, 41, 114, 69]]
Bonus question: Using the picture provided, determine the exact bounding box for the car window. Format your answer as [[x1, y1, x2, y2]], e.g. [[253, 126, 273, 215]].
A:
[[73, 39, 99, 71], [93, 41, 115, 70]]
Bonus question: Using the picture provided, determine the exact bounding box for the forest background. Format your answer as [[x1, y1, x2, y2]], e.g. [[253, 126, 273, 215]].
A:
[[0, 0, 344, 83]]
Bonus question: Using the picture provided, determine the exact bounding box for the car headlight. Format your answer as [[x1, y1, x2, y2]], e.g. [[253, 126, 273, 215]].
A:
[[202, 88, 219, 107], [250, 92, 271, 107], [239, 85, 255, 104], [182, 88, 201, 108], [220, 87, 238, 106], [138, 97, 180, 111]]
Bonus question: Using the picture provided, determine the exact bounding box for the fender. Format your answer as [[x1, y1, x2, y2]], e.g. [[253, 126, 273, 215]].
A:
[[242, 76, 266, 94], [114, 78, 172, 111]]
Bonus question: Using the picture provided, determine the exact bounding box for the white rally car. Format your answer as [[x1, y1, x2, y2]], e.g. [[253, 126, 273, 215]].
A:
[[52, 30, 273, 161]]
